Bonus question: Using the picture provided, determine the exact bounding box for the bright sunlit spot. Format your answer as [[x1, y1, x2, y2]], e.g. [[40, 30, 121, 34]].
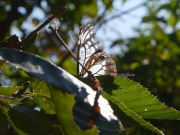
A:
[[17, 6, 27, 15]]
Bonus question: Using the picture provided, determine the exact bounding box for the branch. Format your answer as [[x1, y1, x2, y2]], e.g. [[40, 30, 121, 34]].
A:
[[94, 0, 114, 25], [58, 39, 77, 67], [48, 25, 90, 75], [96, 2, 146, 30], [17, 6, 67, 49]]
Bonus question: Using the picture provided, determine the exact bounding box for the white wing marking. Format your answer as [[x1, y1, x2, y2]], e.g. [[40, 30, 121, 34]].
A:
[[77, 20, 117, 78]]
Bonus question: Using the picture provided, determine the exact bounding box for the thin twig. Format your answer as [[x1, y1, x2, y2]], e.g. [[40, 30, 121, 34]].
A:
[[96, 2, 146, 30], [94, 0, 114, 25], [58, 40, 77, 67], [48, 24, 91, 76], [18, 6, 67, 49]]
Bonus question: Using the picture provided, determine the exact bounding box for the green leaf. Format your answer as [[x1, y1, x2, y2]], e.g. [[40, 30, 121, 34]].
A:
[[142, 16, 156, 23], [19, 33, 38, 50], [0, 60, 6, 69], [0, 99, 11, 108], [12, 81, 30, 98], [0, 85, 24, 96], [0, 101, 51, 135], [49, 85, 98, 135], [31, 79, 55, 114], [0, 48, 124, 134], [113, 77, 180, 120], [167, 11, 177, 28], [0, 97, 22, 106], [99, 76, 159, 133], [102, 92, 163, 135], [99, 76, 180, 134]]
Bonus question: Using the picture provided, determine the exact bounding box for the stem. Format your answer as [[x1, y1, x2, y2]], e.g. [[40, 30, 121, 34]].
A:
[[22, 93, 50, 99], [48, 24, 91, 76], [18, 6, 67, 48]]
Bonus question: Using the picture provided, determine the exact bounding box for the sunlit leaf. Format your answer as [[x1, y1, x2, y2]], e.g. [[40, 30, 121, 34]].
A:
[[0, 85, 24, 96], [102, 92, 163, 135], [0, 48, 124, 134], [12, 81, 30, 98], [99, 76, 180, 134], [49, 85, 98, 135], [113, 77, 180, 120], [30, 79, 55, 114]]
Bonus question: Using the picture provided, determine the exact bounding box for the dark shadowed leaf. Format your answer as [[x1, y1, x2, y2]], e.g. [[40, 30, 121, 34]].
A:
[[20, 33, 38, 50], [0, 100, 51, 135], [0, 48, 124, 135], [0, 35, 21, 49], [0, 110, 8, 135]]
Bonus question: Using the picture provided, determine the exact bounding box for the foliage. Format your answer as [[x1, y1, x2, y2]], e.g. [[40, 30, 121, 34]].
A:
[[112, 0, 180, 134], [0, 48, 123, 135], [1, 0, 180, 135]]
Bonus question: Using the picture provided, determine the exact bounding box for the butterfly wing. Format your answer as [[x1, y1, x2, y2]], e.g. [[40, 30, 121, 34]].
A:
[[77, 20, 117, 78], [81, 51, 117, 77], [77, 20, 100, 76]]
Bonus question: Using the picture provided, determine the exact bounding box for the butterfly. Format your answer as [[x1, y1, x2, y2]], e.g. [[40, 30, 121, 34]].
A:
[[77, 20, 117, 78], [76, 20, 118, 128]]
